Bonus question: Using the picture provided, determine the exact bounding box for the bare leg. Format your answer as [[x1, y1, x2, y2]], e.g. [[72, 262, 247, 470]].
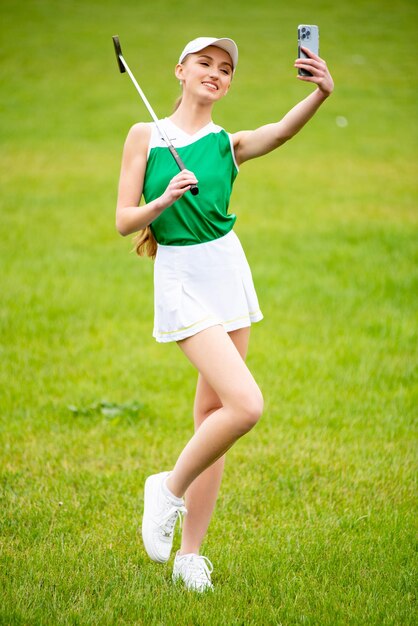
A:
[[178, 327, 251, 555], [165, 324, 263, 499]]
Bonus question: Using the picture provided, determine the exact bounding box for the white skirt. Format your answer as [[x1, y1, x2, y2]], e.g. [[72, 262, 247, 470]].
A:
[[153, 230, 263, 343]]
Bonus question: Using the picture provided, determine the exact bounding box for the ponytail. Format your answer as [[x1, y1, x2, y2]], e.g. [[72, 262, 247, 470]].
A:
[[173, 95, 182, 111], [133, 225, 158, 259]]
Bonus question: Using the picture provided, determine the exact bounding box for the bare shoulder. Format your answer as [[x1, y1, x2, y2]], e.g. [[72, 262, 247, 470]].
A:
[[124, 122, 152, 153], [231, 129, 251, 148], [231, 130, 253, 166]]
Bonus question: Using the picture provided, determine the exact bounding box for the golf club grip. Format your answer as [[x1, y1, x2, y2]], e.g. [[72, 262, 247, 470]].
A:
[[112, 36, 125, 73], [167, 145, 199, 195]]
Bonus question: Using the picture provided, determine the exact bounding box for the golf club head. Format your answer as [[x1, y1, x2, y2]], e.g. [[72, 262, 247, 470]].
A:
[[112, 36, 126, 73]]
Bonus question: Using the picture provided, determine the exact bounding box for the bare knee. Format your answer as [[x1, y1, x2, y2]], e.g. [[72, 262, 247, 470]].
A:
[[232, 387, 264, 435]]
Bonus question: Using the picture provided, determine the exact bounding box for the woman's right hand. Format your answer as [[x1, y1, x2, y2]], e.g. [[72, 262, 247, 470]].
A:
[[116, 122, 198, 236], [158, 170, 198, 210]]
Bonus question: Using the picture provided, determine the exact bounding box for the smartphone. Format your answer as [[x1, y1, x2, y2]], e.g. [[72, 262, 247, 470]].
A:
[[297, 24, 319, 76]]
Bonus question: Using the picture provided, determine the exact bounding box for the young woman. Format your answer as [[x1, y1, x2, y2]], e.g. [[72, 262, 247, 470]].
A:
[[116, 36, 334, 592]]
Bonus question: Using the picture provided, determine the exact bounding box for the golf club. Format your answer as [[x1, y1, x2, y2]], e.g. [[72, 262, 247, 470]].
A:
[[112, 36, 199, 196]]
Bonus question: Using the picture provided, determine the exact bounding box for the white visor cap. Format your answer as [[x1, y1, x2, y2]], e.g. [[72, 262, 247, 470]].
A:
[[178, 37, 238, 72]]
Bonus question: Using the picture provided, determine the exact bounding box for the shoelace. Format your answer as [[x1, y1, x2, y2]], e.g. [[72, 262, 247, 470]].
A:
[[181, 554, 214, 586], [157, 503, 187, 538]]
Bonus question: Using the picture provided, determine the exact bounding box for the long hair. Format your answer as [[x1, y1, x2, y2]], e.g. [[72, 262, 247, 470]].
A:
[[173, 94, 182, 111], [134, 91, 183, 260], [133, 226, 158, 259]]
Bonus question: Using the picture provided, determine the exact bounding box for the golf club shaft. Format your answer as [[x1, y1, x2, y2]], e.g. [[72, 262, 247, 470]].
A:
[[118, 56, 168, 141], [113, 37, 198, 195]]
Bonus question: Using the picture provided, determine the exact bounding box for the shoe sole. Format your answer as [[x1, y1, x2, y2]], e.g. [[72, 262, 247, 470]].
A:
[[172, 572, 214, 592], [142, 474, 170, 563]]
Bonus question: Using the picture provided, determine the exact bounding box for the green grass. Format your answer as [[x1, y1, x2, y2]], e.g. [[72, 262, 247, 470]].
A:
[[1, 0, 417, 624]]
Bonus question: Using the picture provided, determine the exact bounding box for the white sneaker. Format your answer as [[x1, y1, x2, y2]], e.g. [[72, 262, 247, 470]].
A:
[[172, 550, 214, 592], [141, 471, 187, 563]]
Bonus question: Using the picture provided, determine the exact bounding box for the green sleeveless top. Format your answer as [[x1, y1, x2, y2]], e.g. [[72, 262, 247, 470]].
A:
[[143, 118, 239, 246]]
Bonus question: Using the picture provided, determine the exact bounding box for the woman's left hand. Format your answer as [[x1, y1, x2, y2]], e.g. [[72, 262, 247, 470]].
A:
[[294, 47, 334, 97]]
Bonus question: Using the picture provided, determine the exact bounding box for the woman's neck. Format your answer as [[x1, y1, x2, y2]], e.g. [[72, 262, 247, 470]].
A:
[[169, 97, 213, 135]]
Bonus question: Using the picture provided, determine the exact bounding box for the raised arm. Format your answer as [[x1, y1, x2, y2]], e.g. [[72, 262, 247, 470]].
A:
[[232, 47, 334, 166]]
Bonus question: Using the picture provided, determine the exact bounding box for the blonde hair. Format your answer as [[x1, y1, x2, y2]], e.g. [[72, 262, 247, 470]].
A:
[[173, 95, 182, 111], [133, 226, 157, 259]]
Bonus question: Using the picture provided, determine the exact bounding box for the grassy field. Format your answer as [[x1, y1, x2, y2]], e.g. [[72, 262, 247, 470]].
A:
[[1, 0, 417, 624]]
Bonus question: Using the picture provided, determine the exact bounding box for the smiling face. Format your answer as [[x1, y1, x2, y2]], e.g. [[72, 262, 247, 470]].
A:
[[175, 45, 233, 101]]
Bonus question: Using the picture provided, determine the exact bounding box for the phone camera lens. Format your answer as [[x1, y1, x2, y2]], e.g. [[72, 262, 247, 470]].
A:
[[302, 27, 306, 32], [306, 30, 311, 38], [301, 33, 306, 39]]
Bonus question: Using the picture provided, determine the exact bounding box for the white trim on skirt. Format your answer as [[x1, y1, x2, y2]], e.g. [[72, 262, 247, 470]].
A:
[[152, 230, 263, 343]]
